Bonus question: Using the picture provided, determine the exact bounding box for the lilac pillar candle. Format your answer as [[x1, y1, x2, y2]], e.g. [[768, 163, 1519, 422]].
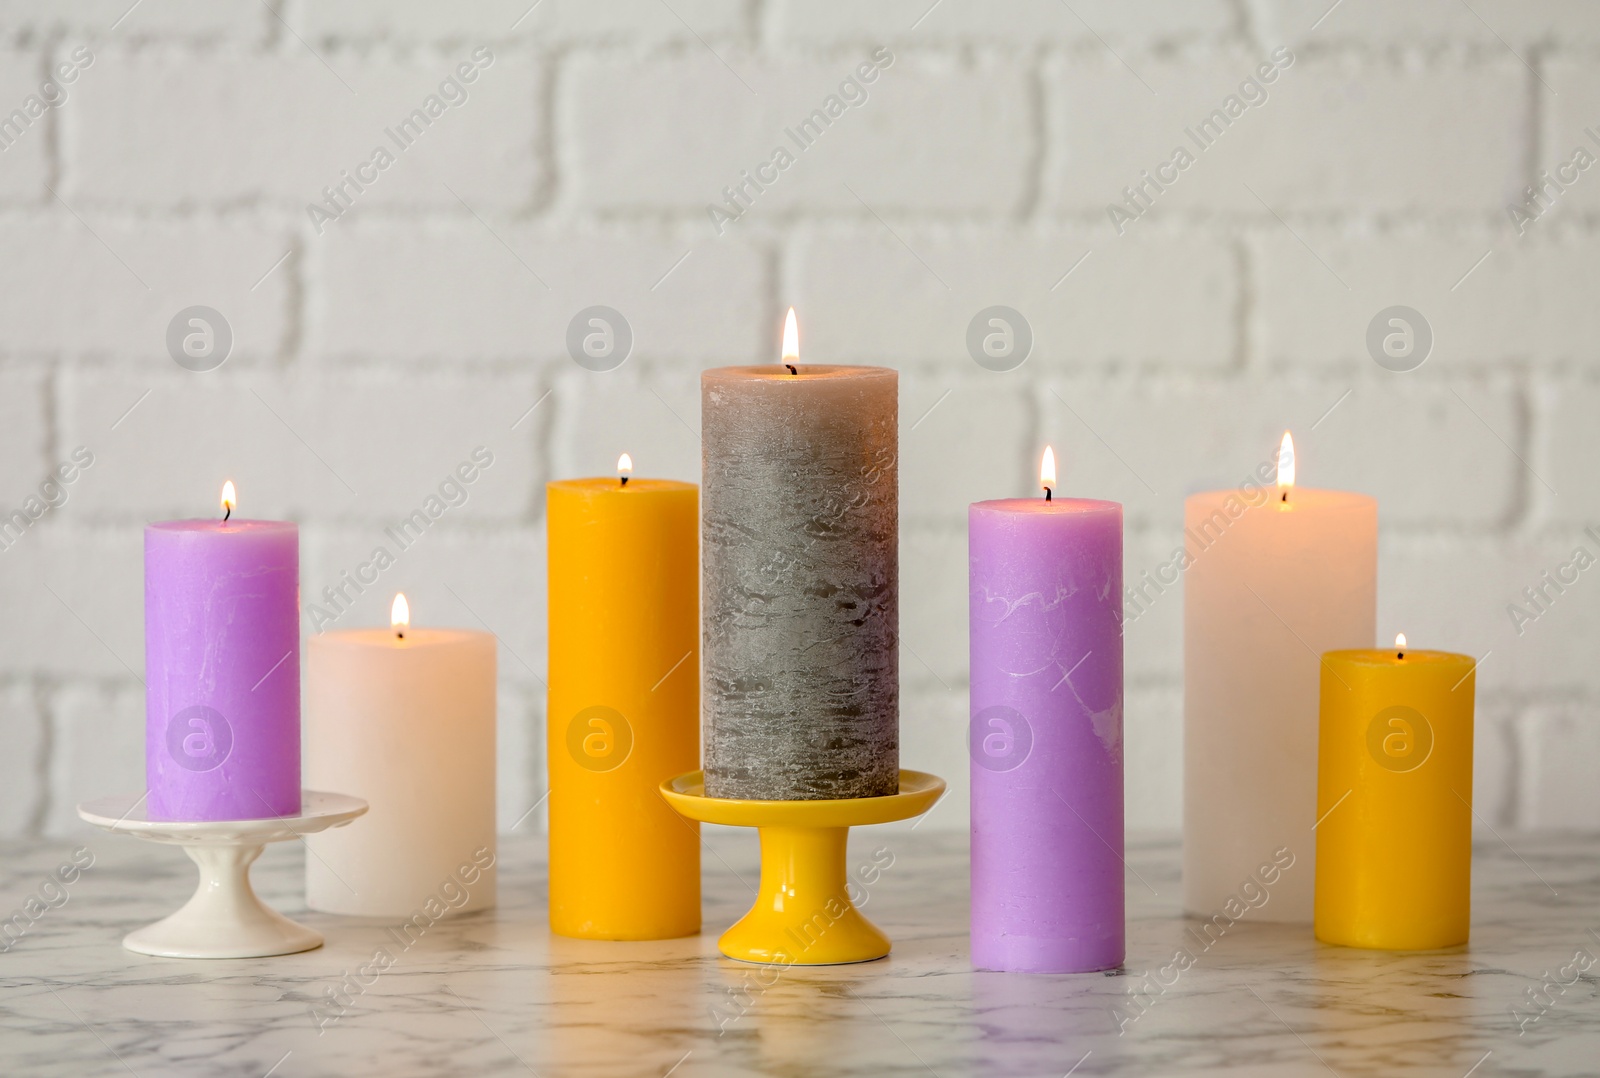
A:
[[145, 510, 300, 821], [969, 482, 1124, 973]]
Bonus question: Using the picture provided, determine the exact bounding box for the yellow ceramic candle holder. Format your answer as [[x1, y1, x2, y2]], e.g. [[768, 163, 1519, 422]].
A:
[[660, 769, 945, 965]]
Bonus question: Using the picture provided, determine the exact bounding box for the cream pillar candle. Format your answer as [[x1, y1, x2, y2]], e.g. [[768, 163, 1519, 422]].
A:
[[1183, 434, 1376, 923], [304, 596, 498, 917]]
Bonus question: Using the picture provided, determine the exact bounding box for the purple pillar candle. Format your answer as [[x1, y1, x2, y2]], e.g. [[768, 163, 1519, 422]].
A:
[[969, 465, 1124, 973], [145, 503, 301, 821]]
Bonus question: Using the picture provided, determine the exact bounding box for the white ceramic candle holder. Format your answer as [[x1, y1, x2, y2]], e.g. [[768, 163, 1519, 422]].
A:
[[77, 790, 367, 959]]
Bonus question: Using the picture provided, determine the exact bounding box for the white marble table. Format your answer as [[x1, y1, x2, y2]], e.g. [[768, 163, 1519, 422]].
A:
[[1, 827, 1595, 1076]]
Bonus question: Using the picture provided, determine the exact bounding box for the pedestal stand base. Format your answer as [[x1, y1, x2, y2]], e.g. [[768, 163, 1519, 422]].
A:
[[660, 770, 945, 965], [78, 791, 368, 959]]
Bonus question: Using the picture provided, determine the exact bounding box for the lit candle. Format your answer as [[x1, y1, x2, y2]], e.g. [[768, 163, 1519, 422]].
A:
[[547, 454, 700, 939], [1314, 634, 1476, 949], [1184, 434, 1377, 921], [303, 594, 497, 917], [145, 482, 300, 821], [701, 309, 899, 800], [969, 448, 1124, 973]]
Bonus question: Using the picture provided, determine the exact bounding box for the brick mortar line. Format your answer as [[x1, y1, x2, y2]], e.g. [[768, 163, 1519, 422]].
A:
[[26, 675, 51, 834], [9, 25, 1589, 54], [0, 206, 1578, 239], [0, 35, 1588, 63], [9, 367, 1577, 400], [10, 357, 1598, 377], [1230, 233, 1253, 374], [5, 373, 1586, 430]]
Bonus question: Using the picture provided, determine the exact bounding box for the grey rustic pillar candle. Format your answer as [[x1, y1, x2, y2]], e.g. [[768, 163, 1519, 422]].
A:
[[701, 363, 899, 800]]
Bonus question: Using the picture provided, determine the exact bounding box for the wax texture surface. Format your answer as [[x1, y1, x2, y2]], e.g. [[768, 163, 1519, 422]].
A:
[[144, 519, 300, 821], [304, 628, 497, 917], [547, 477, 701, 937], [1183, 488, 1376, 922], [969, 497, 1125, 973], [702, 365, 899, 800], [1315, 648, 1475, 950]]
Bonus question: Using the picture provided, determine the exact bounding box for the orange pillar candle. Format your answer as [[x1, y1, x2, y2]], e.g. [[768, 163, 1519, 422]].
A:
[[1314, 636, 1476, 950], [546, 456, 700, 939]]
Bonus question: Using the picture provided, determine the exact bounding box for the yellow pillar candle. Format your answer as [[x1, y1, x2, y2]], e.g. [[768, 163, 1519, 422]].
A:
[[546, 458, 700, 939], [1314, 636, 1476, 950]]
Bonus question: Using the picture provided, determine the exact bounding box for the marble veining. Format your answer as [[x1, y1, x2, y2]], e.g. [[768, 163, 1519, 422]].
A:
[[0, 829, 1596, 1076]]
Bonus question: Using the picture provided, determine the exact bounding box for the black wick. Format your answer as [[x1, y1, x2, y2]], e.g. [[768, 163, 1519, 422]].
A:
[[1281, 490, 1288, 503], [396, 630, 405, 641], [1045, 488, 1052, 502], [620, 475, 629, 488], [785, 364, 798, 376], [223, 505, 231, 522]]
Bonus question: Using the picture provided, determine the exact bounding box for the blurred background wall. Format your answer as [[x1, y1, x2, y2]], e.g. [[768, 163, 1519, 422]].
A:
[[0, 0, 1595, 836]]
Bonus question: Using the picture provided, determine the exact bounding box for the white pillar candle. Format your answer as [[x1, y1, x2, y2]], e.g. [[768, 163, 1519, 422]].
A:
[[304, 596, 497, 917], [1183, 434, 1375, 923]]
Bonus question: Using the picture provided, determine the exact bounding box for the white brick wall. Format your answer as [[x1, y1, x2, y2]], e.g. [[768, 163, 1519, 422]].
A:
[[566, 54, 1033, 214], [71, 50, 547, 211], [0, 0, 1595, 836]]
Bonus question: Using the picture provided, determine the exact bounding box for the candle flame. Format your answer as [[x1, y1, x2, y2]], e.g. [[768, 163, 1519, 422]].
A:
[[1395, 632, 1406, 650], [1277, 431, 1295, 498], [1040, 446, 1057, 494], [392, 593, 410, 634], [618, 453, 633, 476], [220, 480, 236, 518], [781, 307, 799, 365]]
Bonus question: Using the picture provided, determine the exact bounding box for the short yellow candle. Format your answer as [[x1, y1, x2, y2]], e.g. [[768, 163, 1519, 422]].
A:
[[1314, 637, 1476, 950], [546, 458, 700, 939]]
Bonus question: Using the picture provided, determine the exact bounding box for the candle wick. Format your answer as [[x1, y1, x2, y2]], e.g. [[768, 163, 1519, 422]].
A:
[[784, 364, 797, 376], [223, 506, 231, 523], [1045, 488, 1052, 502], [1397, 650, 1403, 660], [396, 630, 404, 641], [1280, 490, 1288, 503], [620, 475, 629, 488]]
